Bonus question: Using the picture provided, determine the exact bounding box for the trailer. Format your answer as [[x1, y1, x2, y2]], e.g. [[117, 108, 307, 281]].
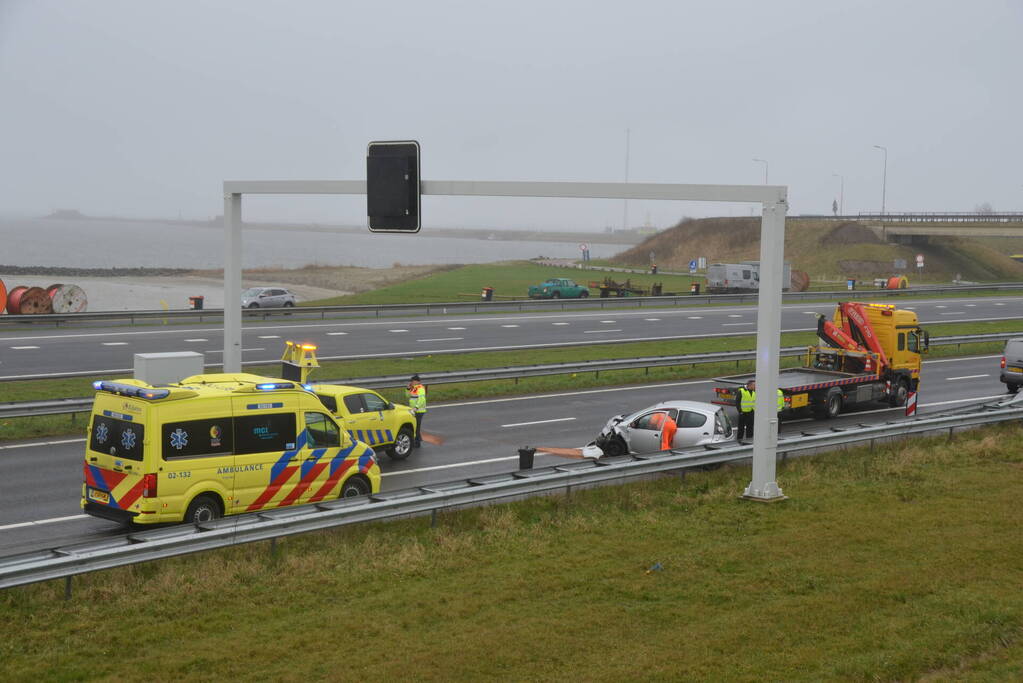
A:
[[713, 302, 929, 418], [706, 261, 791, 294]]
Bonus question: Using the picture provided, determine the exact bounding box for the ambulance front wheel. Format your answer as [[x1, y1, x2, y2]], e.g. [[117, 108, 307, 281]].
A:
[[387, 426, 414, 460], [340, 475, 371, 498], [184, 495, 222, 524]]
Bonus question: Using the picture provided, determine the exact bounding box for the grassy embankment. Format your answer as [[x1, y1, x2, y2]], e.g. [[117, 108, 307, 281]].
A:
[[3, 424, 1021, 679], [2, 315, 1020, 443]]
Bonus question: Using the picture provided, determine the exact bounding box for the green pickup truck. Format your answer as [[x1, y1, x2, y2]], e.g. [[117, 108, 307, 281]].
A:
[[527, 278, 590, 299]]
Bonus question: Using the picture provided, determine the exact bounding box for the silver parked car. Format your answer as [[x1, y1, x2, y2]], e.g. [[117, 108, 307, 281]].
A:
[[241, 287, 296, 308], [593, 400, 734, 456]]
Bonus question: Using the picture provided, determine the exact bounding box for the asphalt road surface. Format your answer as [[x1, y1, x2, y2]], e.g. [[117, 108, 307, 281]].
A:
[[0, 353, 1008, 556], [1, 296, 1021, 379]]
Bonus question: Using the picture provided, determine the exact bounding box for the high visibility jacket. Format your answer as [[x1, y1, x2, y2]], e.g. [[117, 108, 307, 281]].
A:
[[738, 387, 756, 413], [777, 389, 785, 412], [407, 383, 427, 413]]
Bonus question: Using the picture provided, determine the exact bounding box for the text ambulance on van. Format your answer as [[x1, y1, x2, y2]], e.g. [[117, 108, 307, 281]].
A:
[[82, 373, 381, 526]]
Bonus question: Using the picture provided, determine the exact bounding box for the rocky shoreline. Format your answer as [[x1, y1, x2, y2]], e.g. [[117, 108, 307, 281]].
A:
[[0, 265, 194, 278]]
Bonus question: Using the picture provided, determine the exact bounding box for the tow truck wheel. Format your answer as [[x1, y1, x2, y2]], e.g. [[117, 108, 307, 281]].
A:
[[601, 436, 628, 457], [889, 379, 909, 407], [387, 426, 414, 460], [184, 495, 221, 525], [825, 391, 843, 419], [340, 475, 371, 498]]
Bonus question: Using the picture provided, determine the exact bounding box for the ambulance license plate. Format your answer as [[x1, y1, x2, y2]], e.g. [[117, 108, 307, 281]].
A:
[[88, 488, 110, 504]]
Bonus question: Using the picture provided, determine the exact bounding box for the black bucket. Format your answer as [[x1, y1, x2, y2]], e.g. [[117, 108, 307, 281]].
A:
[[518, 446, 536, 470]]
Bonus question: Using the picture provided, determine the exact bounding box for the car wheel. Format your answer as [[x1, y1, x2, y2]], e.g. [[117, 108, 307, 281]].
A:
[[283, 301, 294, 307], [551, 291, 561, 299], [340, 475, 371, 498], [184, 495, 221, 524], [579, 290, 589, 298], [248, 302, 259, 309], [889, 378, 909, 407], [386, 426, 414, 460], [601, 436, 628, 457], [825, 390, 843, 419]]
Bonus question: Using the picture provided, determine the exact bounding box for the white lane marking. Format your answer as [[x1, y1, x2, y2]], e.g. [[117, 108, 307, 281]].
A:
[[939, 312, 965, 315], [965, 304, 976, 307], [417, 337, 464, 342], [327, 332, 347, 336], [258, 335, 280, 339], [995, 303, 1006, 306], [552, 322, 569, 325], [644, 318, 661, 321], [101, 342, 128, 346], [502, 417, 577, 428], [436, 379, 715, 408], [687, 316, 703, 319], [447, 327, 466, 330], [727, 314, 743, 318], [946, 374, 990, 381], [205, 348, 264, 353], [583, 329, 622, 333], [10, 346, 40, 350], [722, 322, 755, 326], [0, 437, 85, 450], [904, 307, 915, 310], [600, 320, 616, 324], [924, 354, 1000, 364], [501, 324, 520, 328], [382, 455, 519, 476], [936, 305, 947, 308], [389, 329, 408, 333], [184, 338, 208, 342], [0, 514, 88, 532]]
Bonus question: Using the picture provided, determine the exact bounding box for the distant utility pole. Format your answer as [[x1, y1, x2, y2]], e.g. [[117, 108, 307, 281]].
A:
[[622, 128, 630, 231], [873, 144, 888, 240], [832, 172, 844, 214], [753, 158, 769, 184]]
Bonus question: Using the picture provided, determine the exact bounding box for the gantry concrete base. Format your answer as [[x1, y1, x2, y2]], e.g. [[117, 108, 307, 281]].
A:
[[741, 481, 787, 503]]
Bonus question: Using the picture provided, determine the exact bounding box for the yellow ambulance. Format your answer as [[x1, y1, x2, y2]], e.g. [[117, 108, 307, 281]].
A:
[[82, 373, 381, 526]]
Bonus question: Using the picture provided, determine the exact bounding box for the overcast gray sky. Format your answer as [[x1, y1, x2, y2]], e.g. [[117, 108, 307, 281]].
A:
[[1, 0, 1020, 230]]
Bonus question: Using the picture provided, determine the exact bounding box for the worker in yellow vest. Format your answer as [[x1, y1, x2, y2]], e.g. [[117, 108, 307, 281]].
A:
[[406, 374, 427, 448], [777, 388, 785, 413], [737, 379, 756, 444]]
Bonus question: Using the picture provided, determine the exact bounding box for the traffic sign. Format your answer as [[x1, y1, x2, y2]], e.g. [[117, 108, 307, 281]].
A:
[[689, 259, 697, 273], [579, 243, 589, 251], [915, 253, 924, 264], [367, 140, 421, 232]]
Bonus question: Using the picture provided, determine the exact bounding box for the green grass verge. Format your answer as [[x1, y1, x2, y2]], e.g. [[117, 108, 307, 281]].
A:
[[2, 318, 1020, 442], [3, 425, 1021, 679], [307, 261, 701, 306]]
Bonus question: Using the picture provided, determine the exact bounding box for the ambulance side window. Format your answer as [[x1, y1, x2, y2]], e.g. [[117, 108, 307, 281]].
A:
[[162, 417, 234, 459], [235, 413, 297, 454], [342, 395, 365, 414], [305, 412, 341, 448], [316, 393, 338, 413]]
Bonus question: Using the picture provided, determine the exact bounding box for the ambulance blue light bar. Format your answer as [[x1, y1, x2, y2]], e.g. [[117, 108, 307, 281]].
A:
[[255, 382, 296, 391], [92, 381, 170, 400]]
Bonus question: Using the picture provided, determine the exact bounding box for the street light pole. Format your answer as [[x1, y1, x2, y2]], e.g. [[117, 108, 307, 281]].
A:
[[873, 144, 887, 241], [752, 158, 769, 184], [832, 172, 844, 215]]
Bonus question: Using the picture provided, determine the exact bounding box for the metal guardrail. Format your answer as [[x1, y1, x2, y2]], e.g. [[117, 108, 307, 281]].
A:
[[1, 331, 1017, 420], [1, 397, 1020, 591], [3, 283, 1023, 327]]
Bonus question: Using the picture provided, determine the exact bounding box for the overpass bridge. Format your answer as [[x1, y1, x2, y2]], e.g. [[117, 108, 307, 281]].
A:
[[797, 212, 1023, 241]]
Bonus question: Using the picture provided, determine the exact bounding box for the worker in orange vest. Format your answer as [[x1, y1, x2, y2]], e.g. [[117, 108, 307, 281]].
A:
[[649, 411, 678, 451]]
